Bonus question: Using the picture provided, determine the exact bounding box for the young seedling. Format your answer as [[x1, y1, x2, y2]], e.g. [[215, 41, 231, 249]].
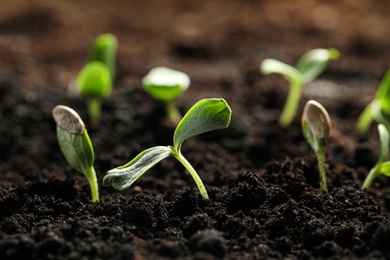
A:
[[302, 100, 331, 192], [260, 48, 339, 127], [76, 61, 112, 124], [356, 67, 390, 134], [102, 98, 232, 199], [362, 124, 390, 189], [88, 33, 117, 81], [52, 105, 99, 202], [142, 66, 190, 123], [76, 33, 117, 124]]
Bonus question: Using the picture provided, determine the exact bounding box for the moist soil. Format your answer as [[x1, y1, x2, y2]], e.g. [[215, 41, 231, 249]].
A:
[[1, 0, 390, 259]]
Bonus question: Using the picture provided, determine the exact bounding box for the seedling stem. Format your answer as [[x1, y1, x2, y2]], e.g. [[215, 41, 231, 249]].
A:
[[170, 147, 209, 199]]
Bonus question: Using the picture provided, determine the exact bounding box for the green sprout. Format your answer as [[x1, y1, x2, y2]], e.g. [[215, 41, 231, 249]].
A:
[[76, 34, 117, 124], [362, 124, 390, 189], [76, 62, 112, 124], [260, 48, 339, 127], [52, 105, 99, 202], [356, 67, 390, 134], [102, 98, 232, 199], [89, 33, 117, 81], [142, 66, 190, 123], [302, 100, 331, 192]]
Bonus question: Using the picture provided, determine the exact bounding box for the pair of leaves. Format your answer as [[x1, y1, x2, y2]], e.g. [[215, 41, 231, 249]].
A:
[[261, 48, 339, 86], [260, 48, 339, 127], [53, 105, 99, 202], [77, 34, 117, 98], [53, 105, 95, 174], [102, 98, 232, 197]]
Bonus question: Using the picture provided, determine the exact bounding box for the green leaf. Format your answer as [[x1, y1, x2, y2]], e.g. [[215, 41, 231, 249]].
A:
[[102, 146, 172, 190], [142, 67, 190, 102], [260, 59, 304, 87], [377, 124, 390, 164], [89, 33, 117, 81], [295, 48, 339, 83], [76, 61, 112, 98], [379, 161, 390, 177], [56, 126, 95, 174], [302, 100, 331, 153], [375, 68, 390, 113], [173, 98, 232, 150], [53, 105, 95, 174]]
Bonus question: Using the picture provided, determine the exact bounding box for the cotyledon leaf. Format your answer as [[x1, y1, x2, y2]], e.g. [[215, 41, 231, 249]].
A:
[[102, 146, 172, 190], [173, 98, 232, 151]]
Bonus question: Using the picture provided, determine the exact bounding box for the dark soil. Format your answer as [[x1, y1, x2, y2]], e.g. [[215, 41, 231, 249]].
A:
[[1, 0, 390, 259]]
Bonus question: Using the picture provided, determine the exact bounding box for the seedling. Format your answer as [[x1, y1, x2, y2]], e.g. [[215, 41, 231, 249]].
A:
[[88, 33, 117, 81], [356, 67, 390, 134], [103, 98, 232, 199], [76, 62, 112, 124], [362, 124, 390, 189], [142, 66, 190, 123], [52, 105, 99, 202], [260, 48, 339, 127], [302, 100, 331, 192], [76, 34, 117, 124]]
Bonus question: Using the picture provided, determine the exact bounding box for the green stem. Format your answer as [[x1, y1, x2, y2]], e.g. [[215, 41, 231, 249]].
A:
[[362, 165, 380, 190], [165, 101, 181, 124], [171, 149, 209, 199], [84, 166, 99, 202], [87, 97, 102, 124], [316, 150, 328, 192], [280, 81, 303, 127]]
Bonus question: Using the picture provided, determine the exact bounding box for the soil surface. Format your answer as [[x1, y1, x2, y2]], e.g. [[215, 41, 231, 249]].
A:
[[1, 0, 390, 259]]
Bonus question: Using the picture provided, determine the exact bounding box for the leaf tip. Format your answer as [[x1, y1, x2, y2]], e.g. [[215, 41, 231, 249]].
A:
[[53, 105, 85, 134]]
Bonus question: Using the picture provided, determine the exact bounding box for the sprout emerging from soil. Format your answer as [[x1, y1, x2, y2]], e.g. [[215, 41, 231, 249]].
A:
[[260, 48, 339, 127], [362, 124, 390, 189], [103, 98, 232, 199], [356, 67, 390, 134], [76, 34, 117, 124], [142, 66, 190, 123], [302, 100, 331, 192], [52, 105, 99, 202]]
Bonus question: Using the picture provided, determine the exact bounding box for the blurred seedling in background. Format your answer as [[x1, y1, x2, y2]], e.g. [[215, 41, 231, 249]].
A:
[[89, 33, 117, 81], [52, 105, 99, 202], [260, 48, 339, 127], [362, 124, 390, 189], [142, 66, 190, 124], [103, 98, 232, 200], [356, 67, 390, 134], [76, 34, 117, 124], [302, 100, 331, 192]]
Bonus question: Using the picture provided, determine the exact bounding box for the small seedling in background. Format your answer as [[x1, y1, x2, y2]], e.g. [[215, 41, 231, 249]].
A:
[[102, 98, 232, 199], [52, 105, 99, 202], [89, 33, 117, 81], [142, 66, 190, 123], [76, 33, 117, 124], [260, 48, 339, 127], [76, 61, 112, 124], [302, 100, 331, 192], [362, 124, 390, 189], [356, 67, 390, 134]]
